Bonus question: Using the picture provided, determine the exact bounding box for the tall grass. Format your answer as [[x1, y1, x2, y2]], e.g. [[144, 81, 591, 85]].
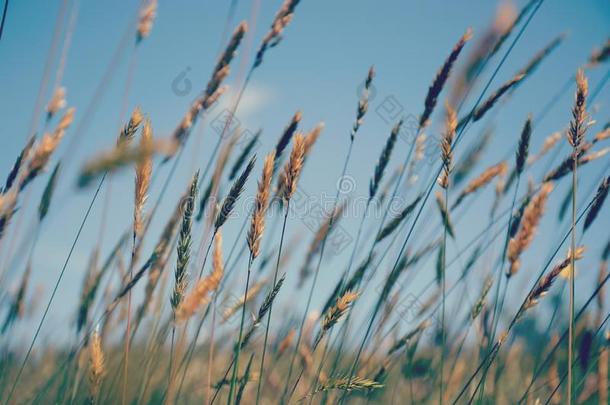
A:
[[3, 2, 610, 405]]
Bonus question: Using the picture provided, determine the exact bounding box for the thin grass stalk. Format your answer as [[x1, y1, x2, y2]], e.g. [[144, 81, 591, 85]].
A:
[[332, 33, 486, 398], [253, 134, 304, 403], [338, 290, 386, 404], [325, 36, 474, 362], [519, 308, 610, 404], [227, 254, 254, 405], [123, 119, 153, 405], [547, 313, 610, 405], [518, 256, 609, 402], [1, 213, 41, 335], [337, 250, 425, 398], [453, 198, 600, 403], [228, 152, 274, 404], [353, 187, 505, 355], [192, 70, 254, 266], [568, 147, 577, 404], [189, 7, 292, 257], [519, 168, 610, 401], [210, 275, 287, 405], [286, 224, 360, 403], [96, 214, 178, 398], [546, 317, 610, 405], [438, 101, 456, 403], [173, 224, 251, 401], [172, 200, 259, 402], [307, 334, 332, 405], [567, 69, 590, 404], [489, 171, 522, 327], [72, 240, 142, 402], [4, 173, 106, 404], [172, 296, 219, 403], [345, 213, 440, 392], [0, 17, 136, 284], [205, 295, 218, 404], [170, 159, 254, 398], [135, 286, 167, 404], [358, 237, 478, 392], [472, 241, 581, 401], [43, 125, 176, 405], [535, 69, 609, 188], [479, 115, 532, 399], [325, 140, 417, 383], [171, 240, 225, 399], [38, 170, 505, 405], [324, 227, 409, 396], [69, 77, 142, 405], [341, 202, 369, 294], [255, 202, 289, 404], [164, 172, 199, 404], [446, 320, 474, 388], [280, 140, 354, 403], [330, 118, 400, 305], [173, 304, 214, 399], [27, 246, 171, 404], [167, 314, 176, 401], [440, 185, 448, 403], [136, 315, 164, 403], [341, 8, 546, 399], [361, 187, 533, 371], [193, 60, 256, 225], [123, 273, 134, 405], [325, 200, 432, 404], [284, 291, 359, 403], [229, 150, 274, 403], [284, 337, 325, 402]]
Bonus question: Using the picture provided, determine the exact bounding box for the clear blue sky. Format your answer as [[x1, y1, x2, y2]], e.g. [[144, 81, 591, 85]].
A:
[[1, 0, 609, 344]]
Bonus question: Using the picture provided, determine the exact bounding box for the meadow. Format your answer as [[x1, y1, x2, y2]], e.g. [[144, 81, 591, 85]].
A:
[[0, 0, 610, 404]]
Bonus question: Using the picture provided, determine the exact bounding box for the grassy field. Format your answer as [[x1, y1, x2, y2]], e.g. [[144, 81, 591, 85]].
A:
[[1, 0, 610, 404]]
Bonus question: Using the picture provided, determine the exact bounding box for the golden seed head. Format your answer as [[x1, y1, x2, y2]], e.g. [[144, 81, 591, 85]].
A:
[[88, 330, 105, 398], [248, 152, 275, 258], [137, 0, 158, 40], [507, 182, 554, 276], [46, 86, 67, 117], [134, 119, 153, 239], [567, 69, 590, 151], [304, 122, 325, 157], [282, 134, 305, 202], [439, 102, 457, 189], [322, 290, 359, 331]]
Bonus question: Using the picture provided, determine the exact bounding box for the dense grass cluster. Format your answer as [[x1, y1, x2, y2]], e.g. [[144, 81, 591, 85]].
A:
[[1, 0, 610, 404]]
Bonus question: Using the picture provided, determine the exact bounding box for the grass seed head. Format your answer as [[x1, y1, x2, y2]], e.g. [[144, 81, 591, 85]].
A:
[[282, 134, 305, 202]]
